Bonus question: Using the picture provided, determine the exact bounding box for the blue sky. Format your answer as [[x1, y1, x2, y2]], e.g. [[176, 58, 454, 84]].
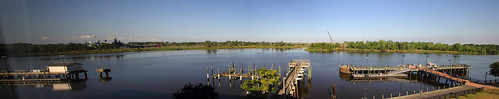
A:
[[1, 0, 498, 44]]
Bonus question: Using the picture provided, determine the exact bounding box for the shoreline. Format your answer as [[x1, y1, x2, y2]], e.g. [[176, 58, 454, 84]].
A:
[[7, 46, 307, 57], [304, 48, 481, 55]]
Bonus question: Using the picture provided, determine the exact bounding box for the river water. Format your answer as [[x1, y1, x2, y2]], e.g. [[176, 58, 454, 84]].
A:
[[0, 48, 498, 99]]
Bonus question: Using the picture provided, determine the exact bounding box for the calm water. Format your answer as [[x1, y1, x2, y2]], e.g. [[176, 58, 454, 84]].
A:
[[1, 49, 498, 99]]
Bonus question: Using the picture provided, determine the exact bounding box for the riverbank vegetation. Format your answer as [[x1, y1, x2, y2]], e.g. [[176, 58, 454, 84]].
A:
[[0, 41, 307, 57], [306, 40, 499, 55], [453, 90, 499, 99], [241, 67, 281, 96]]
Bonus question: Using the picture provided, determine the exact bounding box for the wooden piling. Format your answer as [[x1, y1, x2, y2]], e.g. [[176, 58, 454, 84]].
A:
[[332, 83, 336, 99]]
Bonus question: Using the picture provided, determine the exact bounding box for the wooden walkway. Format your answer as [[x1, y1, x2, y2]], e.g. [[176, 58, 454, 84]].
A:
[[390, 66, 498, 99], [278, 59, 311, 98], [392, 85, 479, 99], [416, 66, 498, 90]]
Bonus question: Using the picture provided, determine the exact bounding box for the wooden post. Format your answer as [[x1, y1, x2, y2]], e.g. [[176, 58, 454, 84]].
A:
[[279, 66, 281, 77], [271, 63, 274, 70], [332, 83, 336, 99], [206, 67, 209, 79], [308, 67, 312, 79], [217, 68, 220, 79], [283, 77, 285, 95], [211, 66, 213, 78], [249, 63, 251, 74], [84, 72, 87, 78]]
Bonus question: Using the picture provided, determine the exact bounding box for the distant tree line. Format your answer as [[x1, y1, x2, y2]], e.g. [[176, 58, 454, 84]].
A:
[[0, 41, 306, 56], [0, 43, 121, 56], [308, 40, 499, 55], [128, 40, 307, 47]]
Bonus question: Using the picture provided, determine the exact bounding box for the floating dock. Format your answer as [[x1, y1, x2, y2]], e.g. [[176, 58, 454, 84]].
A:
[[339, 64, 471, 78]]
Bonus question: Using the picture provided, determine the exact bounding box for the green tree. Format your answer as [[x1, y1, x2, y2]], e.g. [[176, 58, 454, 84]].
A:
[[489, 62, 499, 77], [241, 67, 281, 96]]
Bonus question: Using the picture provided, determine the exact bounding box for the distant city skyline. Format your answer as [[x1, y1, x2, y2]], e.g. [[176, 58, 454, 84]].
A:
[[1, 0, 498, 44]]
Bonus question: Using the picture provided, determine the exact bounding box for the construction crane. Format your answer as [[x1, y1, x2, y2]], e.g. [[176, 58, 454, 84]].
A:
[[327, 31, 334, 44]]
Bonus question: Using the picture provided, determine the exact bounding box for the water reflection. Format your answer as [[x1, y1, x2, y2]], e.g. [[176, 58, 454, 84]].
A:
[[206, 49, 217, 54], [1, 49, 498, 99], [0, 79, 87, 91], [41, 54, 125, 61]]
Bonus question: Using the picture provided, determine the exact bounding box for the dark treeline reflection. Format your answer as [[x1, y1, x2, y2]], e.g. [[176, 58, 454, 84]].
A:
[[40, 55, 124, 61], [174, 83, 219, 99], [206, 48, 299, 54]]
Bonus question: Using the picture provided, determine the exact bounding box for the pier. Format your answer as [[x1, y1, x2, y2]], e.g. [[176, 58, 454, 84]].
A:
[[278, 59, 311, 98]]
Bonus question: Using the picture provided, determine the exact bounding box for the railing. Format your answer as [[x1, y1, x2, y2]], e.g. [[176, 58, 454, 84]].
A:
[[366, 84, 464, 99], [425, 87, 483, 99], [436, 70, 499, 84]]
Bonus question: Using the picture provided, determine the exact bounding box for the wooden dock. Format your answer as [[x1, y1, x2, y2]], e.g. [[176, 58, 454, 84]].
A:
[[340, 64, 471, 79], [206, 62, 264, 80], [278, 59, 311, 98], [0, 62, 88, 81]]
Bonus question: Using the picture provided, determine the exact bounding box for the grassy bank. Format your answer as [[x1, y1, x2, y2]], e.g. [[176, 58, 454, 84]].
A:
[[452, 90, 499, 99], [25, 45, 306, 56], [305, 48, 479, 55]]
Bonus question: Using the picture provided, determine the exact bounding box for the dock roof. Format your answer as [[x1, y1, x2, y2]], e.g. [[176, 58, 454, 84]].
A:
[[47, 62, 82, 66]]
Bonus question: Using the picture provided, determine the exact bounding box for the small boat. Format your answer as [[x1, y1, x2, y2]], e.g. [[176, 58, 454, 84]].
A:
[[339, 65, 352, 74]]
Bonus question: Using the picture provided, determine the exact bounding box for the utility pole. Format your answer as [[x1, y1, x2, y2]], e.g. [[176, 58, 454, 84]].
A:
[[453, 55, 457, 65], [425, 54, 429, 66], [402, 55, 405, 66], [2, 56, 8, 73], [366, 54, 369, 66], [60, 55, 65, 66]]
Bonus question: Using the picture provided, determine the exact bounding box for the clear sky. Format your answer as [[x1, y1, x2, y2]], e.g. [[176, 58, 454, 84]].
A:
[[1, 0, 498, 44]]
